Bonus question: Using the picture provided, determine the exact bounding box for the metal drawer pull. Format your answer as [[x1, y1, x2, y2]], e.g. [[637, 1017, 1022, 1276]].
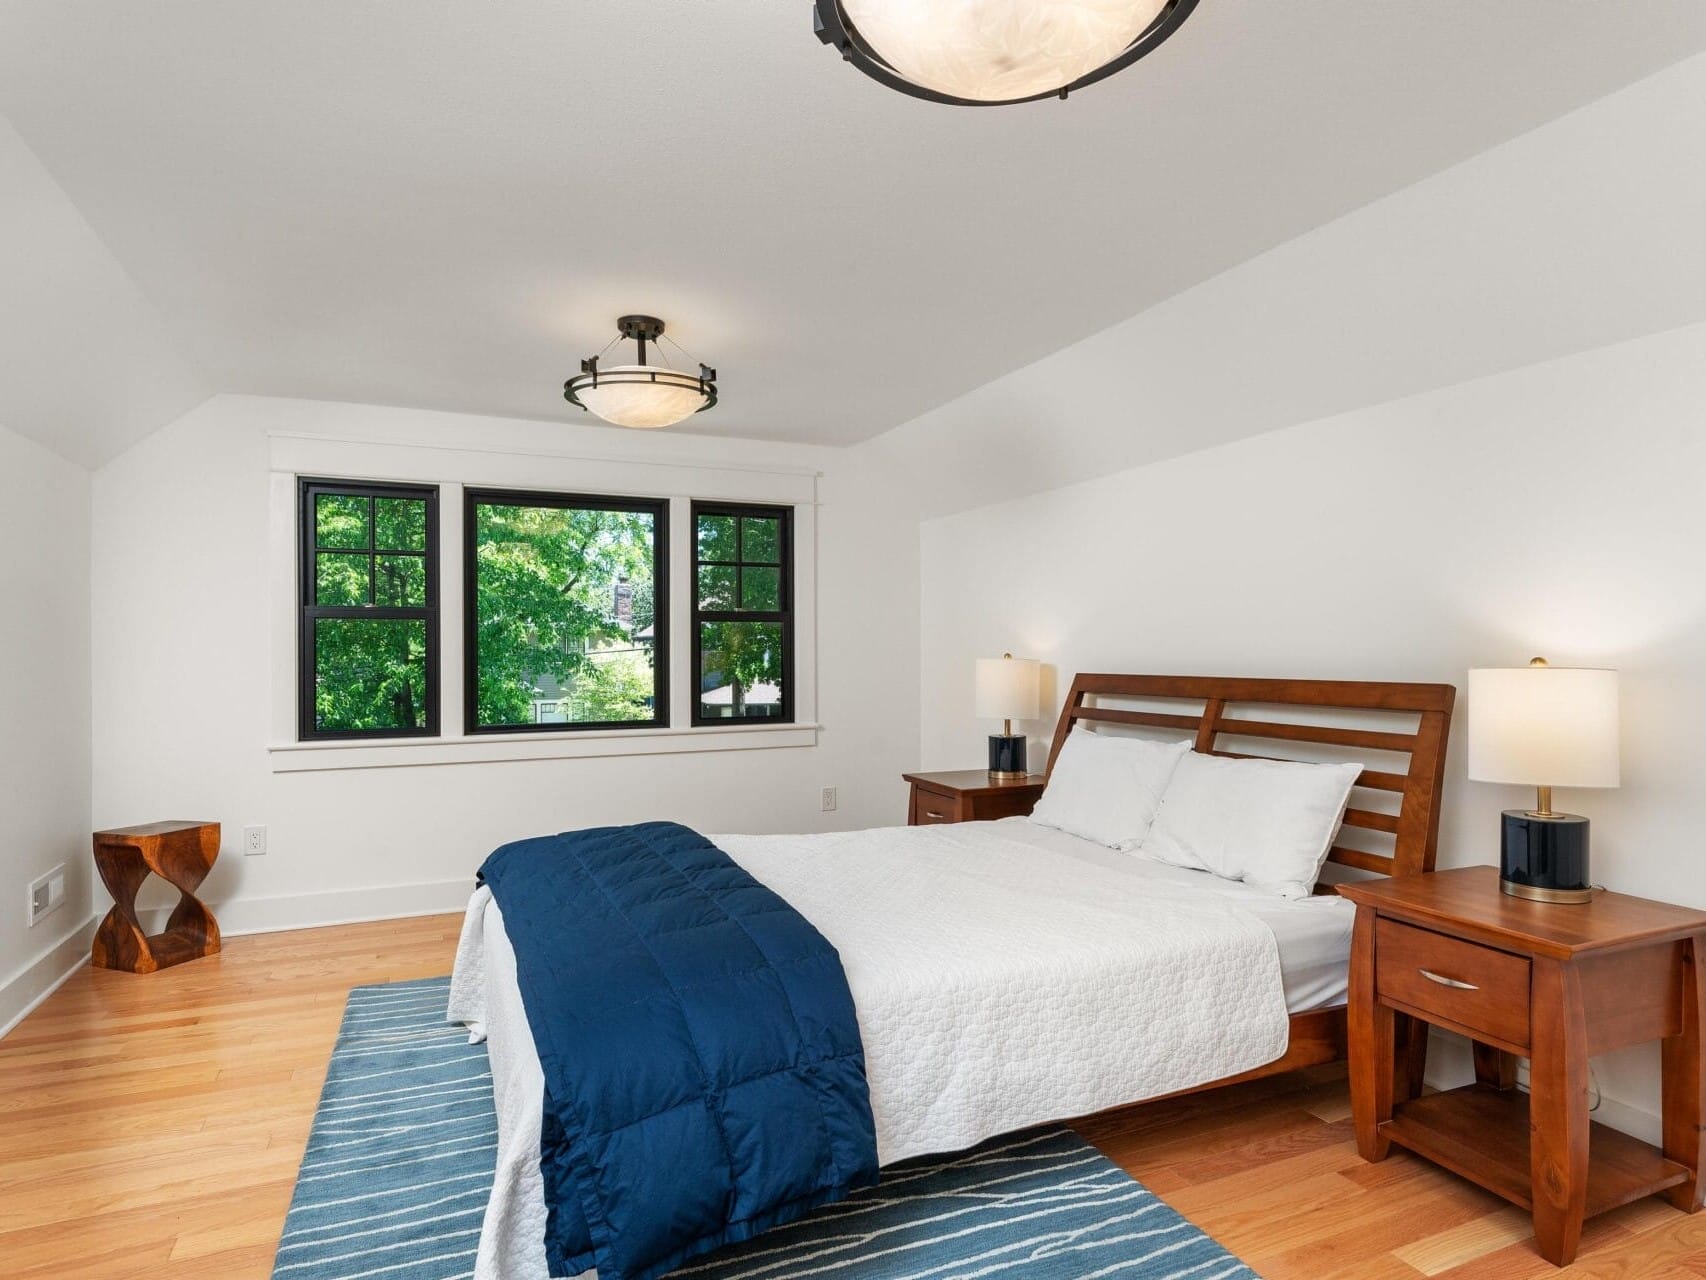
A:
[[925, 810, 947, 820], [1418, 968, 1479, 991]]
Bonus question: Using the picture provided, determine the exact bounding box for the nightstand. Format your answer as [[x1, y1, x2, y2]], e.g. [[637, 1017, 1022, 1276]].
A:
[[902, 770, 1046, 826], [1340, 866, 1706, 1266]]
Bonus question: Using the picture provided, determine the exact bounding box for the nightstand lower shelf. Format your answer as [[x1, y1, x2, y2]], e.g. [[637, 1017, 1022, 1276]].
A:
[[1382, 1085, 1690, 1218]]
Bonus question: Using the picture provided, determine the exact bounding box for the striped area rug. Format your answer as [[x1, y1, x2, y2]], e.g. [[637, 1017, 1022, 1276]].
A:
[[276, 977, 1259, 1280], [274, 978, 493, 1280]]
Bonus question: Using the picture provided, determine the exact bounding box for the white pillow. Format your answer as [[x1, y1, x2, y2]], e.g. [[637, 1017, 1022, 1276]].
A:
[[1027, 727, 1193, 850], [1141, 752, 1363, 899]]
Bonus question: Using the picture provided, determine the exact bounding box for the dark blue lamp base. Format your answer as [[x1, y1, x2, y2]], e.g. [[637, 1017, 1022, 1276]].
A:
[[987, 734, 1028, 781], [1500, 810, 1594, 904]]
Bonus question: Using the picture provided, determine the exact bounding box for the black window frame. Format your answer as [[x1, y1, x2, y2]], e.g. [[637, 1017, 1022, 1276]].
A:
[[691, 500, 794, 727], [298, 477, 441, 741], [463, 487, 671, 736]]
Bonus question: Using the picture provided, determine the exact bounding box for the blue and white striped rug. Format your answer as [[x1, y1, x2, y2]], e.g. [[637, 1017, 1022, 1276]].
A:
[[276, 977, 1259, 1280]]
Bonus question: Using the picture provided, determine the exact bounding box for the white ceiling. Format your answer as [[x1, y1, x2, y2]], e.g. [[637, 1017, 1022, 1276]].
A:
[[2, 0, 1704, 463], [0, 116, 209, 468], [872, 52, 1706, 516]]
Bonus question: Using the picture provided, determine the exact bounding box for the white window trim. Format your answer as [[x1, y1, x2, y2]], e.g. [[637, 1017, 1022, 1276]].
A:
[[269, 432, 819, 772]]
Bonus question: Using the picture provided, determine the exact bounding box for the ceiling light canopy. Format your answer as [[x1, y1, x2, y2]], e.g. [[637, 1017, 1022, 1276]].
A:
[[563, 315, 718, 430], [814, 0, 1199, 106]]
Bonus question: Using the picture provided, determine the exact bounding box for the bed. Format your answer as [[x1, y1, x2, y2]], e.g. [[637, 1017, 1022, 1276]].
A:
[[448, 673, 1456, 1280]]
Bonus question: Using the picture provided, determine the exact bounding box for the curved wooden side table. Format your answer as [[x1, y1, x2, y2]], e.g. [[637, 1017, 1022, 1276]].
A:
[[92, 820, 222, 973]]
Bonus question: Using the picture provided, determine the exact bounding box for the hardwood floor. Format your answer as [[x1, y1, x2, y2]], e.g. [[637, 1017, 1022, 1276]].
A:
[[0, 914, 463, 1279], [2, 915, 1702, 1279], [1075, 1072, 1705, 1278]]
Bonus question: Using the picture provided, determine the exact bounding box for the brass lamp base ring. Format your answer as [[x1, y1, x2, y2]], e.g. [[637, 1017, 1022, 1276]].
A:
[[1501, 879, 1595, 905]]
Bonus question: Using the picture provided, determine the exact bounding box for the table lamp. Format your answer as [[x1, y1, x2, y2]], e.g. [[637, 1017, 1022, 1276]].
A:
[[1467, 657, 1620, 904], [976, 654, 1040, 781]]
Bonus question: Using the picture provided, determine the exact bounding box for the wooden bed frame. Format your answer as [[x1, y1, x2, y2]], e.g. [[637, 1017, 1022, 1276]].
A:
[[1045, 673, 1457, 1100]]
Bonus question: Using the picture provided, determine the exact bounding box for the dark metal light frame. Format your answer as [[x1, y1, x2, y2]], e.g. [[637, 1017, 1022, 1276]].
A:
[[563, 315, 718, 418], [812, 0, 1200, 107]]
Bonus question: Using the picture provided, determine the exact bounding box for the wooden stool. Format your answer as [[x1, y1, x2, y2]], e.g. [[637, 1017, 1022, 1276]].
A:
[[92, 821, 222, 973]]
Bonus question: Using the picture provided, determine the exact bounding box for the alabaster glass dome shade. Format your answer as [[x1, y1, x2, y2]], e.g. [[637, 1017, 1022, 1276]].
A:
[[838, 0, 1170, 102], [573, 366, 711, 430]]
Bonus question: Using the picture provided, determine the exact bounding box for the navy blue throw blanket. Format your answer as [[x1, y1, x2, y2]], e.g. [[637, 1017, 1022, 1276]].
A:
[[479, 822, 878, 1280]]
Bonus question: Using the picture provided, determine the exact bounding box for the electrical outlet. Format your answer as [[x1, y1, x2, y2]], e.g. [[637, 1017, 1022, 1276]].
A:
[[28, 864, 66, 927], [820, 786, 837, 813], [244, 825, 267, 856]]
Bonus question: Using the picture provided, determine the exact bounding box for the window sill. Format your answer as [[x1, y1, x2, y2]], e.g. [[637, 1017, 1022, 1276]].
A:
[[268, 722, 819, 773]]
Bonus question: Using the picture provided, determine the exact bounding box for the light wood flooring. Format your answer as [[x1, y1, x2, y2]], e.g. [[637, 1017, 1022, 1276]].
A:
[[2, 915, 1702, 1278]]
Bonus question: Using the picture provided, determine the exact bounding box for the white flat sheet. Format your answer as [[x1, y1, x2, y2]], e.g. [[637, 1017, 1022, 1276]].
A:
[[449, 818, 1346, 1280]]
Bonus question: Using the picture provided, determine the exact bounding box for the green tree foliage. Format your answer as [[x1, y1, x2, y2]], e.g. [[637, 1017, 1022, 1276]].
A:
[[700, 621, 783, 716], [472, 502, 658, 726], [697, 512, 738, 562], [316, 618, 428, 731], [628, 578, 655, 634]]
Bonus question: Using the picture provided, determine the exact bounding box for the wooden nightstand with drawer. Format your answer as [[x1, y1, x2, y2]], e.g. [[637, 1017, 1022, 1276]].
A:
[[1340, 866, 1706, 1266], [902, 770, 1046, 826]]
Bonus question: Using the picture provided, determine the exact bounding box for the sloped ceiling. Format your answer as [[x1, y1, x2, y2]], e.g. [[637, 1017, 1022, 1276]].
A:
[[0, 118, 207, 468], [1, 1, 1703, 466], [869, 52, 1706, 516]]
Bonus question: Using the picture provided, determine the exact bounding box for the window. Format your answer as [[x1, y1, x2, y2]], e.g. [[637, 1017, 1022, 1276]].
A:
[[692, 502, 792, 725], [299, 479, 439, 739], [466, 490, 668, 733]]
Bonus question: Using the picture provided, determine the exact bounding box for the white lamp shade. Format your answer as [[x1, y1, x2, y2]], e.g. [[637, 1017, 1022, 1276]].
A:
[[839, 0, 1170, 103], [1467, 666, 1620, 788], [976, 656, 1041, 722], [575, 366, 710, 430]]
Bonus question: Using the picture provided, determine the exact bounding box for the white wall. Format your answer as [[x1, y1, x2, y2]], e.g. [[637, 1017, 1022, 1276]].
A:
[[0, 422, 93, 1033], [917, 318, 1706, 1139], [869, 51, 1706, 520], [90, 396, 919, 933]]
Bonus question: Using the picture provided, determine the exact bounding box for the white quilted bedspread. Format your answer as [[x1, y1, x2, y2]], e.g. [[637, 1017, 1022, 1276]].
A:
[[449, 821, 1290, 1280], [725, 823, 1291, 1159]]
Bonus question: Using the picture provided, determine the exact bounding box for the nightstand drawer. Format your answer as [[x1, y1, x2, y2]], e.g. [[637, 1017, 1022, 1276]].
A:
[[1376, 919, 1530, 1049], [903, 771, 1045, 826], [910, 791, 962, 825]]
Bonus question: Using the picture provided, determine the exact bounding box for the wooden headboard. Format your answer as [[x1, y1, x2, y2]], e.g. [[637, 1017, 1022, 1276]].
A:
[[1045, 674, 1457, 879]]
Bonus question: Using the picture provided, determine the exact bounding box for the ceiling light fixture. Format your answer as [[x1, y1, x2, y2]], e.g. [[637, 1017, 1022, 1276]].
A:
[[563, 315, 718, 430], [813, 0, 1199, 107]]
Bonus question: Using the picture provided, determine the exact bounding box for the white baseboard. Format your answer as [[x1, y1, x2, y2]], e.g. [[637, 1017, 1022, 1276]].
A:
[[136, 877, 476, 940], [1591, 1091, 1663, 1146], [1, 880, 474, 1043], [0, 914, 99, 1041], [1423, 1027, 1662, 1146]]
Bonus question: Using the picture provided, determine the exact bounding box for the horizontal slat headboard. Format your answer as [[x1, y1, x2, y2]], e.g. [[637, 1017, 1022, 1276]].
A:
[[1045, 674, 1457, 879]]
